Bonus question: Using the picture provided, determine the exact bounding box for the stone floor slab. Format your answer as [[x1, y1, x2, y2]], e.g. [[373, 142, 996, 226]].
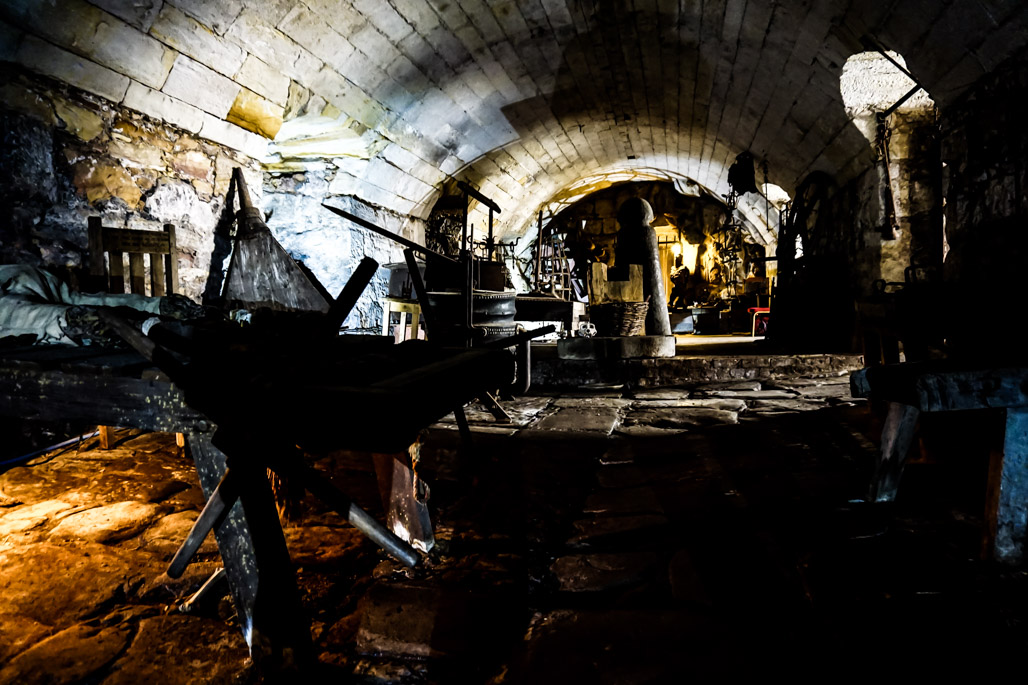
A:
[[101, 614, 249, 685], [525, 407, 622, 435], [635, 398, 748, 411], [567, 514, 668, 547], [584, 487, 664, 515], [48, 501, 161, 543], [0, 623, 132, 685], [551, 552, 658, 592], [0, 542, 156, 627], [622, 407, 739, 428]]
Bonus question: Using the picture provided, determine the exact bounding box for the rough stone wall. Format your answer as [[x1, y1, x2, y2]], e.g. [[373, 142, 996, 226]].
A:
[[0, 69, 262, 300], [263, 171, 425, 331], [803, 108, 940, 299]]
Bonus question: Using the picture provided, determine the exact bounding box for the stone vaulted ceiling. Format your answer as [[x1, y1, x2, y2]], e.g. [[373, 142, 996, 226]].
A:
[[4, 0, 1028, 239]]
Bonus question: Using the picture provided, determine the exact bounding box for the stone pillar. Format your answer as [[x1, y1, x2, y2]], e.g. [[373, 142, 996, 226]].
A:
[[614, 198, 672, 336]]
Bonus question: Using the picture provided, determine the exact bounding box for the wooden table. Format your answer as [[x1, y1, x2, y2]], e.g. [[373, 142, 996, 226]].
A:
[[0, 338, 516, 669], [851, 361, 1028, 564]]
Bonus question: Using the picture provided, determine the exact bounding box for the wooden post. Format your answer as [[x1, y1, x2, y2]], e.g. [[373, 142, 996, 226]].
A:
[[187, 431, 313, 671], [164, 224, 178, 295], [87, 217, 106, 290], [983, 407, 1028, 563], [128, 253, 145, 294], [866, 401, 920, 502]]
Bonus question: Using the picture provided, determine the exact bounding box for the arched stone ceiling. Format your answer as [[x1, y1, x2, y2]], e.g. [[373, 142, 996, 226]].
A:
[[6, 0, 1028, 241]]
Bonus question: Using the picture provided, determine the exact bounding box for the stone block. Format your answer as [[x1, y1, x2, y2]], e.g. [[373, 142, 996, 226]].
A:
[[227, 88, 284, 139], [15, 35, 130, 103], [356, 582, 478, 659], [551, 552, 658, 592], [199, 113, 268, 159], [84, 9, 176, 89], [90, 0, 162, 31], [308, 67, 387, 129], [161, 55, 240, 118], [123, 80, 204, 133], [526, 406, 621, 435], [72, 158, 143, 207], [166, 0, 243, 35], [278, 4, 356, 74], [224, 8, 301, 68], [53, 98, 105, 142], [170, 149, 214, 181], [352, 0, 413, 42], [234, 54, 290, 107], [150, 4, 247, 78], [109, 138, 165, 169]]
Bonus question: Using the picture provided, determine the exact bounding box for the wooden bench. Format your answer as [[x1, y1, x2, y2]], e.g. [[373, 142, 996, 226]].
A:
[[851, 362, 1028, 564]]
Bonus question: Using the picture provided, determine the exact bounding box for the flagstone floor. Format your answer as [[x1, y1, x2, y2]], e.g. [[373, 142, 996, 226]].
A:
[[1, 374, 1025, 683]]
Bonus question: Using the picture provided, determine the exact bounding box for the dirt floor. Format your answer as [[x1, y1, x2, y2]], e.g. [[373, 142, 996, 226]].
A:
[[1, 375, 1026, 682]]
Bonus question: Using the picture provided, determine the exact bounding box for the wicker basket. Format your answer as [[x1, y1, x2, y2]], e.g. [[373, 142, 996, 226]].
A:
[[589, 301, 649, 336]]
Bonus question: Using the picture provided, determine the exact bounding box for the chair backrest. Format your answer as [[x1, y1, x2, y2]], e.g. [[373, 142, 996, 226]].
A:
[[87, 217, 179, 296]]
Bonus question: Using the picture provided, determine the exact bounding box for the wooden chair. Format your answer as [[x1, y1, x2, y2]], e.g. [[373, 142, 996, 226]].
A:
[[87, 217, 179, 297], [87, 217, 184, 450]]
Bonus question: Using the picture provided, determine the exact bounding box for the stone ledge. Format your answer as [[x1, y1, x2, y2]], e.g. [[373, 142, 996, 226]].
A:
[[558, 336, 677, 360]]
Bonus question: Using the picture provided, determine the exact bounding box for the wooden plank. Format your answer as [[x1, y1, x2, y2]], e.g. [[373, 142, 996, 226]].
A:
[[129, 253, 145, 295], [108, 250, 125, 294], [87, 217, 105, 281], [866, 401, 920, 503], [0, 346, 118, 368], [151, 253, 166, 297], [0, 367, 207, 433], [165, 224, 178, 295], [985, 407, 1028, 564], [223, 231, 331, 313], [187, 433, 313, 667], [102, 227, 172, 254]]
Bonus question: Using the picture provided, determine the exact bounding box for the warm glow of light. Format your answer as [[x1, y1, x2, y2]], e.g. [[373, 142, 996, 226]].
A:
[[671, 242, 682, 257], [681, 241, 699, 270]]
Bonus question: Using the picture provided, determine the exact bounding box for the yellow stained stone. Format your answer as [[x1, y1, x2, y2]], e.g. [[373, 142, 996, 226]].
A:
[[226, 89, 284, 140]]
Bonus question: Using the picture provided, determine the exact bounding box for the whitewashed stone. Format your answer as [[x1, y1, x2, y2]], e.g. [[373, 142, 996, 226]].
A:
[[234, 54, 290, 107], [166, 0, 244, 35], [199, 113, 268, 159], [150, 5, 247, 78], [161, 55, 240, 118], [145, 178, 220, 298], [15, 36, 130, 103], [123, 81, 204, 133], [90, 0, 162, 32]]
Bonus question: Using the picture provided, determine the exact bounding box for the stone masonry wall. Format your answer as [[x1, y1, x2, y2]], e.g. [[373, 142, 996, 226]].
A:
[[0, 68, 262, 300], [0, 66, 423, 330], [263, 170, 426, 331]]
